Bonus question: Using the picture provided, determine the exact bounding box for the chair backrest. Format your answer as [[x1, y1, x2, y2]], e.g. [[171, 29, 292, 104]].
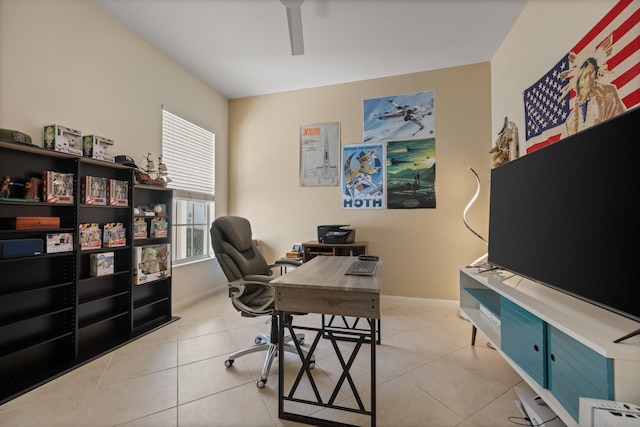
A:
[[210, 216, 272, 281]]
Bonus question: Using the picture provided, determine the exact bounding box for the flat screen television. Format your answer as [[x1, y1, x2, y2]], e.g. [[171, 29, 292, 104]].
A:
[[487, 107, 639, 342]]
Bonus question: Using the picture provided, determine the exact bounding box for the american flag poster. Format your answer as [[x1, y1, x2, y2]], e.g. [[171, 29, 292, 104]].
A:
[[523, 0, 639, 154]]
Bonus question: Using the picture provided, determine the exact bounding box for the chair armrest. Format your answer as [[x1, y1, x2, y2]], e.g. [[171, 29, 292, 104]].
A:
[[244, 274, 273, 282], [228, 279, 275, 316], [271, 258, 303, 269]]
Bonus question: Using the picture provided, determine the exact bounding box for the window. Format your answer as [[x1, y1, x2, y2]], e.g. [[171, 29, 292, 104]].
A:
[[162, 108, 215, 264]]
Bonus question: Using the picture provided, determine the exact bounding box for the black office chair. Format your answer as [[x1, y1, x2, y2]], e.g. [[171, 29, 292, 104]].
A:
[[210, 216, 312, 388]]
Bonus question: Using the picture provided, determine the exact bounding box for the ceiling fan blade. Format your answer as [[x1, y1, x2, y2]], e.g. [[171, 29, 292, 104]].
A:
[[281, 0, 304, 55]]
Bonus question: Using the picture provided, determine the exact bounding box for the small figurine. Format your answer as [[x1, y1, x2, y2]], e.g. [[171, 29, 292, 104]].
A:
[[1, 175, 12, 198], [23, 177, 43, 201]]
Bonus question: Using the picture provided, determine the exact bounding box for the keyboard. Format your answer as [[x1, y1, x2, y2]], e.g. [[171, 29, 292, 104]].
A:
[[344, 260, 378, 276]]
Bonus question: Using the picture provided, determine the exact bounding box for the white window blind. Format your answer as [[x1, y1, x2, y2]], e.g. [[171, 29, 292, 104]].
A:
[[162, 109, 215, 196]]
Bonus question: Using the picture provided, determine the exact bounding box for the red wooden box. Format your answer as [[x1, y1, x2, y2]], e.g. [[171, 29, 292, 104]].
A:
[[1, 217, 60, 230]]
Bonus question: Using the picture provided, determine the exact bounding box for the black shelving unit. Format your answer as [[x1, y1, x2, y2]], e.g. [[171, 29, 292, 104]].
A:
[[131, 184, 174, 334], [0, 141, 178, 404]]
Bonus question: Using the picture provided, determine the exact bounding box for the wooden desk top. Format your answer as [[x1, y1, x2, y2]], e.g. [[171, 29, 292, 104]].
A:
[[271, 256, 381, 293], [272, 256, 382, 318]]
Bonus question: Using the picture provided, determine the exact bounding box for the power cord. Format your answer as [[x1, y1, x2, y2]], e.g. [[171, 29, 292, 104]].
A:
[[507, 414, 559, 426]]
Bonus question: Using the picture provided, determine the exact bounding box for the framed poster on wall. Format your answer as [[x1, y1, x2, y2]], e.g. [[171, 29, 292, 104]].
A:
[[299, 122, 340, 187]]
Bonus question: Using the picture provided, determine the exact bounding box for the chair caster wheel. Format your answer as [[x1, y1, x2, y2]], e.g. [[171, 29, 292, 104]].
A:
[[257, 378, 266, 388], [309, 361, 315, 370], [298, 338, 305, 345], [254, 336, 263, 344], [225, 359, 234, 367]]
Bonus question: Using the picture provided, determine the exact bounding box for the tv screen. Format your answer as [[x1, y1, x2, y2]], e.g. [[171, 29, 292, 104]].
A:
[[488, 107, 639, 325]]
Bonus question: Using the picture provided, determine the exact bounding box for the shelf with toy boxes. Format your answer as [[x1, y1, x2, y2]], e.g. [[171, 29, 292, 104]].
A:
[[149, 217, 168, 238], [43, 125, 83, 156], [133, 243, 171, 285], [108, 178, 128, 206], [82, 176, 107, 205], [103, 222, 126, 248], [82, 135, 115, 162], [79, 223, 102, 250], [43, 170, 75, 204], [133, 217, 147, 239], [90, 251, 114, 276]]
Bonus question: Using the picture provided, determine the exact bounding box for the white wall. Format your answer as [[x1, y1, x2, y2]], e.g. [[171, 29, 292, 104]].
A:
[[491, 0, 619, 140], [0, 0, 230, 308]]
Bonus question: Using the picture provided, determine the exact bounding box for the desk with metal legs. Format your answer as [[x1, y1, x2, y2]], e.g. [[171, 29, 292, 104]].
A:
[[272, 256, 382, 427]]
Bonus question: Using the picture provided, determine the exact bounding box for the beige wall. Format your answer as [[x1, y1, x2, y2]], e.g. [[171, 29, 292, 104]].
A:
[[229, 65, 492, 300], [1, 0, 621, 305], [491, 0, 618, 138], [0, 0, 230, 308]]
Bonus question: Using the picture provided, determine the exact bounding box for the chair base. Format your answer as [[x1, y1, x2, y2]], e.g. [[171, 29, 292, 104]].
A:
[[225, 332, 313, 388]]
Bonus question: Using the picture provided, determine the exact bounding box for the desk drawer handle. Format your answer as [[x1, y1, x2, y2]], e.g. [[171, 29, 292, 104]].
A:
[[533, 344, 539, 352]]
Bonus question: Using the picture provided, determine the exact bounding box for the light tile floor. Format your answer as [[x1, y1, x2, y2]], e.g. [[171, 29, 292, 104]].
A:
[[0, 287, 533, 426]]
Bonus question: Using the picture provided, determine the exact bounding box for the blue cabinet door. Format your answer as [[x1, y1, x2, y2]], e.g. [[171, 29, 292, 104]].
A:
[[500, 297, 547, 387], [547, 325, 614, 422]]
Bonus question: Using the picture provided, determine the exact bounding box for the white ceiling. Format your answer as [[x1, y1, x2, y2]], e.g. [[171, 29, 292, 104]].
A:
[[91, 0, 527, 100]]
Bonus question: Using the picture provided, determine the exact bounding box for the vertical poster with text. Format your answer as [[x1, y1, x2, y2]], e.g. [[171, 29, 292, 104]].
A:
[[386, 138, 436, 209], [341, 143, 384, 209], [299, 122, 340, 187]]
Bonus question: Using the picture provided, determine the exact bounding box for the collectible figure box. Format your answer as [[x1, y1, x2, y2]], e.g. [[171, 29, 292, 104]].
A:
[[44, 171, 74, 204], [43, 125, 82, 156], [79, 223, 102, 250], [82, 135, 115, 162], [133, 217, 147, 239], [82, 176, 107, 205], [103, 222, 126, 247], [109, 179, 128, 206], [90, 252, 114, 276], [133, 243, 171, 285], [150, 217, 168, 238], [46, 233, 73, 253]]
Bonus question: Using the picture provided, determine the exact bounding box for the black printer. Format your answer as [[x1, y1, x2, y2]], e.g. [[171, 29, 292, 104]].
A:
[[317, 225, 355, 244]]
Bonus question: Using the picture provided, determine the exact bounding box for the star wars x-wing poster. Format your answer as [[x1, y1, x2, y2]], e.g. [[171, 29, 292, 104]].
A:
[[341, 143, 384, 209], [363, 90, 435, 142], [386, 138, 436, 209]]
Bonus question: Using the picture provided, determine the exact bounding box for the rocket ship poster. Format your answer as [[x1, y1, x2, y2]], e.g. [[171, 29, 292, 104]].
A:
[[341, 143, 385, 209]]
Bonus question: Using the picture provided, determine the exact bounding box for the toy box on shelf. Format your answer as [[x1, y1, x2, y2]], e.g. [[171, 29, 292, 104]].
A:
[[82, 135, 115, 162], [133, 243, 171, 285], [108, 178, 128, 206], [43, 171, 74, 204], [103, 222, 126, 247], [90, 252, 114, 276], [43, 124, 82, 156], [133, 217, 147, 239], [150, 217, 168, 238], [79, 223, 102, 250], [82, 175, 107, 205], [46, 232, 73, 253]]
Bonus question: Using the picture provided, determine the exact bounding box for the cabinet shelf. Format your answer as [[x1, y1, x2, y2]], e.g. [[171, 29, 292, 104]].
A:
[[0, 280, 74, 298], [0, 305, 74, 329], [79, 289, 129, 306], [78, 309, 130, 330], [0, 141, 176, 405], [134, 295, 169, 310], [0, 330, 74, 360]]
